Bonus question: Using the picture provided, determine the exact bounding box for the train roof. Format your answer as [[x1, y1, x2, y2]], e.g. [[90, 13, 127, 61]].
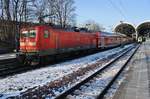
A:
[[21, 24, 100, 33], [101, 32, 126, 37]]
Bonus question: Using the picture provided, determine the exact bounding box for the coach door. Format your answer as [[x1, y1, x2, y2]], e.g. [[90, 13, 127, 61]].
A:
[[55, 33, 60, 53], [101, 36, 105, 47]]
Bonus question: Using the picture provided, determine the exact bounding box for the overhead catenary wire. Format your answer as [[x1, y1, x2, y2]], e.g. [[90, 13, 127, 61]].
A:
[[107, 0, 127, 20], [118, 0, 126, 13]]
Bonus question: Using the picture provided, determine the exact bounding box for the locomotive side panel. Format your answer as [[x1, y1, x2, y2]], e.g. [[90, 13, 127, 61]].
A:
[[56, 31, 78, 51], [38, 26, 60, 55]]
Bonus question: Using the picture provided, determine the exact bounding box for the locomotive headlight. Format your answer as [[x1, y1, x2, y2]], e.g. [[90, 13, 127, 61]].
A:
[[20, 42, 25, 46], [28, 42, 36, 46]]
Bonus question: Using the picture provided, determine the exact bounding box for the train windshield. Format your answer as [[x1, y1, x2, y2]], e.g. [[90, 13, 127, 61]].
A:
[[21, 30, 36, 38], [29, 30, 36, 38], [21, 31, 28, 38]]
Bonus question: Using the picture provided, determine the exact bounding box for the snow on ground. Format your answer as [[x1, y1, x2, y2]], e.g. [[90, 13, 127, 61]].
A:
[[67, 46, 136, 99], [0, 44, 134, 96], [104, 49, 137, 99]]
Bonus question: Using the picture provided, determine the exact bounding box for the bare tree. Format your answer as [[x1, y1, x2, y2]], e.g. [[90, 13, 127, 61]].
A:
[[30, 0, 47, 23], [0, 0, 76, 25], [0, 0, 32, 22], [3, 0, 11, 20], [0, 0, 4, 19], [84, 20, 105, 32], [52, 0, 76, 28], [46, 0, 57, 24]]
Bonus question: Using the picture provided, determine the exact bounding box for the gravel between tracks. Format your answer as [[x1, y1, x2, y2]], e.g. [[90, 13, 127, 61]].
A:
[[0, 44, 134, 98]]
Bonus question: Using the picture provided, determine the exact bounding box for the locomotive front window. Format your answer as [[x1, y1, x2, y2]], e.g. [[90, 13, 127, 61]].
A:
[[29, 30, 36, 38], [21, 31, 28, 37]]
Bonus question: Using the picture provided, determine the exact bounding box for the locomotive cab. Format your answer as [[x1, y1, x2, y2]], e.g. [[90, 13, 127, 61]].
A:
[[19, 26, 54, 64], [19, 28, 41, 64], [20, 29, 39, 53]]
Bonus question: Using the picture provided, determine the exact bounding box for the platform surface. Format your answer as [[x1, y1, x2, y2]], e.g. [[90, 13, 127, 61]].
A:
[[113, 41, 150, 99]]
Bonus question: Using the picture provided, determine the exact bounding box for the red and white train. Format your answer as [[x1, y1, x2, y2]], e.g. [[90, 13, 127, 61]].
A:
[[19, 25, 133, 64]]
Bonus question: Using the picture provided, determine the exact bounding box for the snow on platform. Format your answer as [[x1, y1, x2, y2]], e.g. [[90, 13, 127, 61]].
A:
[[112, 41, 150, 99], [68, 45, 136, 99], [0, 44, 133, 97]]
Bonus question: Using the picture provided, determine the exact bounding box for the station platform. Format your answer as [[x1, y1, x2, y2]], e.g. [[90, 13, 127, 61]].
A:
[[113, 41, 150, 99]]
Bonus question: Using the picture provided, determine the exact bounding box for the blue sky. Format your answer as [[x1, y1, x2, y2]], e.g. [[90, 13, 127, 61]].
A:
[[75, 0, 150, 31]]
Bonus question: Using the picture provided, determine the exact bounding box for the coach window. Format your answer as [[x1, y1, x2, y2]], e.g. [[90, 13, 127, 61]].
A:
[[44, 30, 49, 38]]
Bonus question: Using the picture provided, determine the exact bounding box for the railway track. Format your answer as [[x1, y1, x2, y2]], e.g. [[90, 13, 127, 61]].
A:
[[0, 52, 98, 77], [0, 45, 125, 78], [55, 44, 140, 99], [8, 44, 139, 99], [0, 55, 35, 77], [0, 60, 43, 77], [0, 58, 16, 64], [0, 58, 20, 77], [0, 44, 138, 98]]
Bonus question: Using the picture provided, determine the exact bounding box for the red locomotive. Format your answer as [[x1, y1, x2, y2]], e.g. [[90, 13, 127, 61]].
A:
[[19, 25, 132, 64]]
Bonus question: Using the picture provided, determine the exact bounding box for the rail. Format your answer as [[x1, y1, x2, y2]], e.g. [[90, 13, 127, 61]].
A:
[[55, 44, 140, 99]]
